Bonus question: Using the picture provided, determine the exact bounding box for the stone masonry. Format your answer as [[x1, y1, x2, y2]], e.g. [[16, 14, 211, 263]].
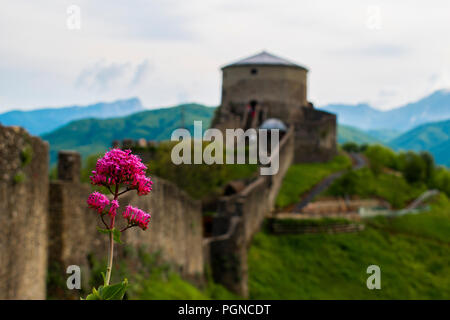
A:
[[212, 51, 337, 163], [0, 125, 49, 299]]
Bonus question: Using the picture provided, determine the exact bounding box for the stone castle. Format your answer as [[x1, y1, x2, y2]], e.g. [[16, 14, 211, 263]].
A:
[[212, 51, 337, 162], [0, 52, 338, 299]]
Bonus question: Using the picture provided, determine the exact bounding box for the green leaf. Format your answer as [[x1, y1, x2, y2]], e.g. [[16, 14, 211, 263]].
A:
[[101, 272, 106, 286], [98, 279, 128, 300], [97, 227, 111, 235], [85, 293, 99, 300], [84, 287, 102, 300], [112, 228, 123, 244]]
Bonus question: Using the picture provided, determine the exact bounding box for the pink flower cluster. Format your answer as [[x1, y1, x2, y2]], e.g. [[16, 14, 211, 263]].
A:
[[87, 191, 118, 217], [109, 200, 119, 217], [122, 205, 151, 230], [90, 148, 153, 195], [87, 148, 153, 232]]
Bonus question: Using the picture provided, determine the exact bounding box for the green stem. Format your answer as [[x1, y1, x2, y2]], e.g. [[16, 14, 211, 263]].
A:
[[104, 184, 119, 286], [105, 230, 114, 286]]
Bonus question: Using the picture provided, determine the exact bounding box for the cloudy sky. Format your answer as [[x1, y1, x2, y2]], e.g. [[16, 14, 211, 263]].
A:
[[1, 0, 450, 112]]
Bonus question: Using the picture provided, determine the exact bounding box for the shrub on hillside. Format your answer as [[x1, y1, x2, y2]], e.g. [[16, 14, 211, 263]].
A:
[[341, 142, 368, 153], [79, 142, 257, 200], [146, 141, 258, 200], [364, 144, 398, 174], [341, 142, 360, 153], [326, 168, 426, 208], [397, 152, 426, 184]]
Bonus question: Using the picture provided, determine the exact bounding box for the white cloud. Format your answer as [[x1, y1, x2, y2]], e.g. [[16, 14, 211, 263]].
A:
[[130, 59, 152, 87], [0, 0, 450, 111]]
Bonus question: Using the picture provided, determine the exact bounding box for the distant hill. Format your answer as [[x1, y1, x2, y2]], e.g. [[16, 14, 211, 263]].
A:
[[321, 89, 450, 132], [41, 104, 380, 165], [388, 119, 450, 166], [0, 97, 144, 135], [42, 104, 215, 164], [429, 140, 450, 167], [321, 103, 380, 130], [337, 125, 380, 145], [36, 96, 450, 167], [366, 129, 400, 143]]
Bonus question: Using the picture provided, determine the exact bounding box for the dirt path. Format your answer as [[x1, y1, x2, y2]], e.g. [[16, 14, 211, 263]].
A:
[[291, 153, 366, 213]]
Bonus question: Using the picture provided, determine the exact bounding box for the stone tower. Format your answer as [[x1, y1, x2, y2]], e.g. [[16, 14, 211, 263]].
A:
[[212, 51, 337, 163]]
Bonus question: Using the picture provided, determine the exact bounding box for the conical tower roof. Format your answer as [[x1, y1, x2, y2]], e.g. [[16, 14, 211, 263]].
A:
[[222, 51, 307, 70]]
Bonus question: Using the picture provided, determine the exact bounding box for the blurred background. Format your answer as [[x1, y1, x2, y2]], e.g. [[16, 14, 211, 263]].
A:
[[0, 0, 449, 300]]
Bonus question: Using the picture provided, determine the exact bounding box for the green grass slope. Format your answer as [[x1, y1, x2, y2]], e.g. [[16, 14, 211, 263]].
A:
[[275, 154, 352, 209], [129, 272, 239, 300], [41, 104, 216, 164], [249, 194, 450, 299]]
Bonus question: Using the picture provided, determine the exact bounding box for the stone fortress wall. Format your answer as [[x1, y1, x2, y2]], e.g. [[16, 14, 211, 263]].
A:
[[0, 125, 49, 300], [0, 124, 291, 299], [0, 125, 204, 299], [49, 151, 204, 297], [208, 128, 294, 297]]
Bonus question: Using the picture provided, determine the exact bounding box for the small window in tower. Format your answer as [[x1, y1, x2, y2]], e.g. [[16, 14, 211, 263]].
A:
[[250, 68, 258, 75]]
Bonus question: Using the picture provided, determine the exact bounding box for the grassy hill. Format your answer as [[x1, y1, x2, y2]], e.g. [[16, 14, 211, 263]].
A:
[[249, 143, 450, 299], [42, 104, 215, 164], [325, 168, 426, 208], [275, 154, 352, 209], [250, 148, 450, 299], [249, 195, 450, 299]]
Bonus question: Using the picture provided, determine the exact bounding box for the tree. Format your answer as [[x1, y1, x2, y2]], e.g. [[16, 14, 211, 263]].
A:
[[420, 151, 435, 184], [364, 145, 397, 175], [402, 152, 426, 184], [342, 142, 360, 153]]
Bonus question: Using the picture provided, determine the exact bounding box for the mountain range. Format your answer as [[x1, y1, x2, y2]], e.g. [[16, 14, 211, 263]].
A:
[[320, 89, 450, 132], [0, 98, 144, 135], [389, 119, 450, 166], [41, 104, 215, 163], [1, 89, 450, 167]]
